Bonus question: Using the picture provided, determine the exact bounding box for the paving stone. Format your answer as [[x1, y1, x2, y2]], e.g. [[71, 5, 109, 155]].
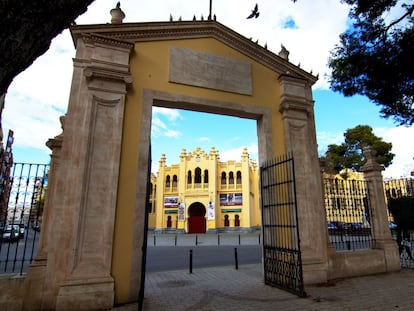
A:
[[112, 264, 414, 311]]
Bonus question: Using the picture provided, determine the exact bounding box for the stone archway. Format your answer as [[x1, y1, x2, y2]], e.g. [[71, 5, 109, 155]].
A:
[[22, 17, 330, 311], [188, 202, 206, 234]]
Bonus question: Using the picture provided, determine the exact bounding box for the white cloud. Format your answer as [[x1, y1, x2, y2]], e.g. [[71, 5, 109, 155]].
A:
[[316, 131, 345, 155], [220, 143, 258, 162], [151, 116, 182, 139], [164, 129, 182, 138], [199, 136, 209, 142], [375, 126, 414, 178], [4, 0, 411, 179], [152, 107, 182, 121]]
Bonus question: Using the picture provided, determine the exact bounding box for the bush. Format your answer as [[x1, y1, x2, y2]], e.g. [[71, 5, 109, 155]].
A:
[[388, 196, 414, 229]]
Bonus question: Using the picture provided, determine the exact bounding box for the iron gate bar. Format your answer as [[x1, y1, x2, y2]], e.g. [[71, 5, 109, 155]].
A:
[[260, 154, 305, 297], [0, 162, 49, 274], [138, 143, 152, 311]]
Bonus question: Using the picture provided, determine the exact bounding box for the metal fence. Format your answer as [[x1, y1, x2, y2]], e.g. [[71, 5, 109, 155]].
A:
[[323, 178, 374, 251], [384, 178, 414, 199], [385, 178, 414, 268], [0, 163, 48, 274]]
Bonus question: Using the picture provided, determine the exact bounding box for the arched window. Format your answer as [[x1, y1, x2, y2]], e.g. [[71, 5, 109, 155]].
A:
[[236, 171, 242, 184], [221, 172, 227, 185], [229, 171, 234, 184], [234, 214, 240, 227], [204, 169, 209, 183], [224, 215, 229, 227], [187, 170, 192, 184], [172, 175, 178, 187], [195, 167, 202, 183], [165, 175, 171, 188]]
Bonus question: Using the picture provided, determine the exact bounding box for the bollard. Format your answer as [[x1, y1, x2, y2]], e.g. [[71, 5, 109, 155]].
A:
[[218, 234, 220, 245], [154, 235, 156, 246], [196, 235, 198, 246], [175, 235, 177, 246], [234, 247, 238, 270], [258, 234, 260, 245], [238, 234, 241, 245], [189, 249, 193, 274]]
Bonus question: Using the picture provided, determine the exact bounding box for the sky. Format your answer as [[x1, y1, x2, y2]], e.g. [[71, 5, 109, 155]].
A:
[[2, 0, 413, 178]]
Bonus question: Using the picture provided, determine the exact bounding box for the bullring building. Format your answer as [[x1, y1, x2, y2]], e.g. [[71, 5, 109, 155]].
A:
[[148, 147, 261, 233]]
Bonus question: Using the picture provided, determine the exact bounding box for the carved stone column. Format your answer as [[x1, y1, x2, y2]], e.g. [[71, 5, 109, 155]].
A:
[[21, 33, 134, 310], [55, 34, 132, 310], [360, 147, 400, 272], [278, 74, 329, 284]]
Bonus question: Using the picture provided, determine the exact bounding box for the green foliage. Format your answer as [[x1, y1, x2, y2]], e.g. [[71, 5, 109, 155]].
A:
[[388, 196, 414, 229], [324, 125, 394, 173], [328, 1, 414, 126]]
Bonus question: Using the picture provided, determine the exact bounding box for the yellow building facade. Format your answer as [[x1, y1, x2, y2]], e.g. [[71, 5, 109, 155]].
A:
[[148, 147, 261, 233]]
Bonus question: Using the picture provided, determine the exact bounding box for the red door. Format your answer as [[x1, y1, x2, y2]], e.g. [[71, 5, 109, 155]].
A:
[[188, 216, 206, 233]]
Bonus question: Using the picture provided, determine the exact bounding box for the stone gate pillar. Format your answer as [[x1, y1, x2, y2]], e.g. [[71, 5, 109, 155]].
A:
[[22, 32, 134, 310], [278, 74, 329, 284], [54, 34, 133, 310], [360, 147, 400, 272]]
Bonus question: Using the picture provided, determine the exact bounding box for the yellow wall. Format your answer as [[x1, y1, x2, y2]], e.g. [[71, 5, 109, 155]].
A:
[[112, 37, 286, 303]]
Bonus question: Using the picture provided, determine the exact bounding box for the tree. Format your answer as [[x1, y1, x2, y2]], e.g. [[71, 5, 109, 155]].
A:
[[0, 0, 95, 97], [328, 0, 414, 126], [323, 125, 395, 175]]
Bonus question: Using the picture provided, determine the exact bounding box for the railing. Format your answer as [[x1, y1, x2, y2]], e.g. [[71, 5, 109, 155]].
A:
[[392, 230, 414, 269], [0, 163, 49, 275], [384, 178, 414, 199], [323, 178, 374, 251], [385, 178, 414, 269]]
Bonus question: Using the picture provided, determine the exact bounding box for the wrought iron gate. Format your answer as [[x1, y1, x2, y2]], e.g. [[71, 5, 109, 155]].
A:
[[0, 162, 49, 274], [260, 154, 305, 297]]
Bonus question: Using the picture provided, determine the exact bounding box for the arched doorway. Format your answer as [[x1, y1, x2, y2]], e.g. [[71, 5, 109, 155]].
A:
[[188, 202, 206, 234]]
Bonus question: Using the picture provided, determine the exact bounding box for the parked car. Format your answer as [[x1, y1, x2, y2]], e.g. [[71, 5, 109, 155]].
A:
[[11, 223, 25, 238], [330, 221, 352, 232], [389, 222, 397, 230], [327, 222, 337, 231], [2, 225, 20, 242]]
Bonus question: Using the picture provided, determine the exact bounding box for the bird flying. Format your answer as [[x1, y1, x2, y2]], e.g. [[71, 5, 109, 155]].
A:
[[247, 3, 259, 19]]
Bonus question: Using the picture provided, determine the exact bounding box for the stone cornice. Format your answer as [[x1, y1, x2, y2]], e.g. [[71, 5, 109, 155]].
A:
[[78, 33, 134, 51], [84, 65, 133, 85], [70, 21, 317, 84]]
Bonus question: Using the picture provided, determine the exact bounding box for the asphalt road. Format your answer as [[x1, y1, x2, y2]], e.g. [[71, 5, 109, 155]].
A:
[[0, 228, 39, 274], [145, 245, 262, 272]]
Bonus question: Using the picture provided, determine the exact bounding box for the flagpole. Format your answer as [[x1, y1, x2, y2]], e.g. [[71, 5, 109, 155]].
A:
[[209, 0, 212, 19]]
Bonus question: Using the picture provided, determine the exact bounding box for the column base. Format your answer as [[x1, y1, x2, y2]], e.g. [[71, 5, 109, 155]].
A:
[[56, 277, 114, 311], [302, 258, 328, 285], [22, 257, 54, 311], [375, 239, 401, 272]]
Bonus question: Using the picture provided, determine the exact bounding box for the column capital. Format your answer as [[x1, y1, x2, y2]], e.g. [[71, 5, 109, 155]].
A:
[[360, 147, 384, 173]]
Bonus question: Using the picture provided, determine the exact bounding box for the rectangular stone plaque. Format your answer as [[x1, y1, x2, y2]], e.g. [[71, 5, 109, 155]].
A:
[[169, 46, 252, 95]]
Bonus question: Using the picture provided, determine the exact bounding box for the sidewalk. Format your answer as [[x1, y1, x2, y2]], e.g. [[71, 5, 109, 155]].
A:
[[113, 263, 414, 311]]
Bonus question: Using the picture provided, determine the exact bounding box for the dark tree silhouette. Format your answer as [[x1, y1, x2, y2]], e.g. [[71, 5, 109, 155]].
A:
[[0, 0, 95, 96], [322, 125, 395, 175], [328, 1, 414, 126]]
